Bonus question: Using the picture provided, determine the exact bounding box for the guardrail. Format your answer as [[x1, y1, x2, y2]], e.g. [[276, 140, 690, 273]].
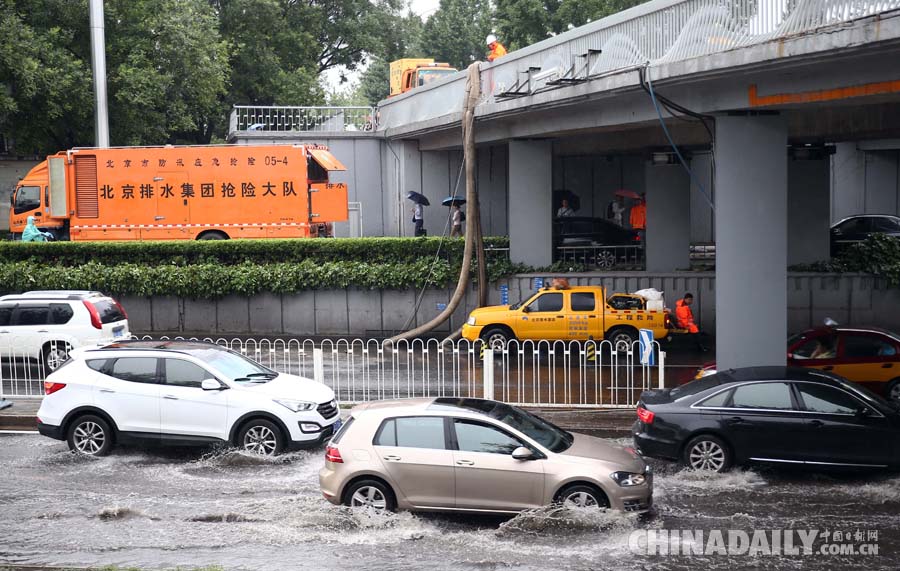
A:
[[230, 105, 376, 133], [1, 336, 665, 408], [556, 244, 645, 270], [377, 0, 900, 131]]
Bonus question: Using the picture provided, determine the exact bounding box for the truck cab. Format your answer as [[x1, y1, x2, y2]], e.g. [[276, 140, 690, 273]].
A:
[[389, 59, 458, 96], [9, 161, 66, 240], [461, 285, 671, 351]]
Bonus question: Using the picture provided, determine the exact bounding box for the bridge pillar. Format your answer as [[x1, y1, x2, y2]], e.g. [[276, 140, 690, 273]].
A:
[[509, 140, 552, 266], [715, 115, 788, 369], [788, 156, 830, 265], [644, 163, 691, 272]]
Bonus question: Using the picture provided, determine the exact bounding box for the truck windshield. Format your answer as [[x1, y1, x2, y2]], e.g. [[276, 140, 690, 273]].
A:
[[417, 68, 456, 86], [14, 186, 41, 214]]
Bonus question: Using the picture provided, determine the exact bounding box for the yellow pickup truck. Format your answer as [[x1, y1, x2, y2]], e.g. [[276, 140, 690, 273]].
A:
[[461, 285, 671, 351]]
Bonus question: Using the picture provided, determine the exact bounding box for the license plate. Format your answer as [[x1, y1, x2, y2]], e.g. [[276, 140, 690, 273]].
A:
[[332, 419, 342, 435], [113, 326, 124, 338]]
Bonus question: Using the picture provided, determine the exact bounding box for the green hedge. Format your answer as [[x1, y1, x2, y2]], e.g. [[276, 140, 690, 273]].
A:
[[0, 258, 529, 299], [789, 234, 900, 285], [0, 237, 510, 266]]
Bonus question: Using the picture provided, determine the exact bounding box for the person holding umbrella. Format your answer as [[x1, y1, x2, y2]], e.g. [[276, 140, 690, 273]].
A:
[[407, 191, 430, 236], [450, 204, 463, 237]]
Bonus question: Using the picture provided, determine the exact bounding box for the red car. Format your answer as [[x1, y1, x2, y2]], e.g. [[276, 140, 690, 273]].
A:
[[696, 326, 900, 402]]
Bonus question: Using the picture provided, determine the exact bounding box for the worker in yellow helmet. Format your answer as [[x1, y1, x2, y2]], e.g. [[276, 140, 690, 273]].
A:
[[486, 34, 507, 62]]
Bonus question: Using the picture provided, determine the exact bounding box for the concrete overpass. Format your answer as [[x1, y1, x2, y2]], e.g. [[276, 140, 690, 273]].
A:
[[230, 0, 900, 370]]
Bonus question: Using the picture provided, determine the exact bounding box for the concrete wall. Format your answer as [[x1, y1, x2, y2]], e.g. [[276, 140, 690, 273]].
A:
[[123, 273, 900, 338], [831, 142, 900, 222], [0, 159, 41, 233]]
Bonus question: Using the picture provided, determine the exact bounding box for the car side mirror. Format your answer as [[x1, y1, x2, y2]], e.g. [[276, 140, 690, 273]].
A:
[[201, 379, 225, 391], [854, 407, 870, 418], [512, 446, 535, 460], [521, 306, 531, 313]]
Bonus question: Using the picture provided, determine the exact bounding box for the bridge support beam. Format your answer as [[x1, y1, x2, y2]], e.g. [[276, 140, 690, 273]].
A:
[[645, 163, 691, 272], [788, 156, 830, 265], [509, 140, 552, 266], [715, 115, 788, 369]]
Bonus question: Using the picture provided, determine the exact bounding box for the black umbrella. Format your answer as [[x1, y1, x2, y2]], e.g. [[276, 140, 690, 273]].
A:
[[442, 196, 466, 207], [406, 191, 430, 206]]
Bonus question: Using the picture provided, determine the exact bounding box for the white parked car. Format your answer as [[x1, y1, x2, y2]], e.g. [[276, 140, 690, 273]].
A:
[[36, 341, 340, 456], [0, 290, 130, 372]]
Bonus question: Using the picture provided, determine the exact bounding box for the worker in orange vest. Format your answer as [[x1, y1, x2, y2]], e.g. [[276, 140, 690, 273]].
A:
[[486, 34, 507, 62], [630, 193, 646, 247], [675, 293, 708, 351]]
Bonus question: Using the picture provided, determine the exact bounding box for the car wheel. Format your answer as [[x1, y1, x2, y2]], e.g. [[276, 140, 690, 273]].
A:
[[683, 434, 732, 472], [42, 342, 72, 373], [606, 327, 637, 353], [480, 327, 513, 352], [344, 479, 396, 512], [595, 250, 616, 270], [555, 484, 610, 509], [237, 419, 284, 456], [67, 414, 114, 456], [887, 379, 900, 403]]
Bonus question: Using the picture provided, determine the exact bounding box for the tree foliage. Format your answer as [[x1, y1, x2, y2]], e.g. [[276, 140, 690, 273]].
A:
[[422, 0, 492, 70]]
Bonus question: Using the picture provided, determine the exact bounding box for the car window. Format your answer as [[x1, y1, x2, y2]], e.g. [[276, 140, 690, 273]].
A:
[[454, 419, 523, 455], [108, 358, 158, 384], [843, 334, 897, 359], [792, 334, 837, 360], [730, 382, 795, 410], [12, 305, 49, 326], [86, 359, 108, 372], [796, 383, 864, 415], [570, 292, 595, 312], [836, 218, 871, 234], [49, 303, 74, 325], [696, 389, 731, 407], [872, 217, 900, 232], [163, 359, 210, 388], [374, 417, 446, 449], [526, 293, 563, 313], [330, 416, 355, 445], [0, 305, 11, 326], [91, 299, 126, 324]]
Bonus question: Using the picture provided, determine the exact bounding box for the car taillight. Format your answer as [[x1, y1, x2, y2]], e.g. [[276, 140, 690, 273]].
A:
[[325, 446, 343, 463], [113, 300, 128, 320], [636, 406, 655, 424], [83, 301, 102, 329], [44, 381, 66, 395]]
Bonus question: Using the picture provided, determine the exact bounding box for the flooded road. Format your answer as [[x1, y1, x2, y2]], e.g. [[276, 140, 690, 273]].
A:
[[1, 433, 898, 570]]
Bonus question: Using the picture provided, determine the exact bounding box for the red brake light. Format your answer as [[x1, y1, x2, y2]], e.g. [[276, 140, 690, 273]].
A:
[[83, 300, 102, 329], [636, 406, 655, 424], [44, 381, 67, 395], [325, 446, 343, 463]]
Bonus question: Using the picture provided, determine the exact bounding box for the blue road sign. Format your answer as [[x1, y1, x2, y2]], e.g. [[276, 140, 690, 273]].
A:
[[500, 285, 509, 305], [436, 303, 447, 311], [534, 277, 544, 290], [639, 329, 656, 366]]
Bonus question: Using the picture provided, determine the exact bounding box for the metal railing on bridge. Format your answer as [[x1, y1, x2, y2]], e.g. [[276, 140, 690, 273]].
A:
[[230, 105, 376, 133], [377, 0, 900, 130], [1, 336, 665, 409]]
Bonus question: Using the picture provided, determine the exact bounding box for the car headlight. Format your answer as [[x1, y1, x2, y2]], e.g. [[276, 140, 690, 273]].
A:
[[610, 471, 647, 487], [274, 399, 316, 412], [467, 316, 476, 326]]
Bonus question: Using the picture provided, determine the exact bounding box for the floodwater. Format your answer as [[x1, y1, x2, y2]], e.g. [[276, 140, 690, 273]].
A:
[[1, 433, 898, 570]]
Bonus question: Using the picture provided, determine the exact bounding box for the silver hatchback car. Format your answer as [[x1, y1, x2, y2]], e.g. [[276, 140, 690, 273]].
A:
[[319, 398, 652, 514]]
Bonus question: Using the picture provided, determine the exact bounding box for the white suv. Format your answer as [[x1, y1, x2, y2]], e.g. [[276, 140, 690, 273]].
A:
[[36, 340, 340, 456], [0, 290, 130, 372]]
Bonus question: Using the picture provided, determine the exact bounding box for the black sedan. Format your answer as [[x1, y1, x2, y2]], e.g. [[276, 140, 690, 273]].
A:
[[633, 367, 899, 472], [830, 214, 900, 257]]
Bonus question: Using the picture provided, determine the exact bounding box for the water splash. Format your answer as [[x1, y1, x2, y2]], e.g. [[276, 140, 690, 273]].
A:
[[497, 505, 642, 536]]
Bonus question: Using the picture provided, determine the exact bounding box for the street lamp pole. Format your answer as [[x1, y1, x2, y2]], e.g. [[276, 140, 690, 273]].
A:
[[89, 0, 109, 148]]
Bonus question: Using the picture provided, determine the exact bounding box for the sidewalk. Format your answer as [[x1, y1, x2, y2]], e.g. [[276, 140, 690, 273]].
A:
[[0, 398, 636, 437]]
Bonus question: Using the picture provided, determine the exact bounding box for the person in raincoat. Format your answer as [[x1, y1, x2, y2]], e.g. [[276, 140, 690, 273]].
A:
[[21, 216, 52, 242]]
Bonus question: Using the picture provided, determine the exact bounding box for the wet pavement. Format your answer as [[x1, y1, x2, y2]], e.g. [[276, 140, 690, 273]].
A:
[[1, 433, 899, 570]]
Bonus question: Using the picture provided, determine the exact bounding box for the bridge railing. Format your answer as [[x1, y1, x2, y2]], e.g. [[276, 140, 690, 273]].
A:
[[230, 105, 376, 133], [377, 0, 900, 131]]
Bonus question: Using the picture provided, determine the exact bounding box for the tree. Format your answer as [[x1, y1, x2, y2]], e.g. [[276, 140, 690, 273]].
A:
[[357, 9, 424, 105], [422, 0, 492, 70]]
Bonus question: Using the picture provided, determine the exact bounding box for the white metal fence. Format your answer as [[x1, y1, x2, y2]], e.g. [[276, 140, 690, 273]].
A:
[[230, 105, 376, 133], [0, 336, 665, 408]]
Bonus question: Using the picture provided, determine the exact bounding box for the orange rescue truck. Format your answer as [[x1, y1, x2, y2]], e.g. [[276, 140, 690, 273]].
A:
[[8, 144, 348, 241]]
